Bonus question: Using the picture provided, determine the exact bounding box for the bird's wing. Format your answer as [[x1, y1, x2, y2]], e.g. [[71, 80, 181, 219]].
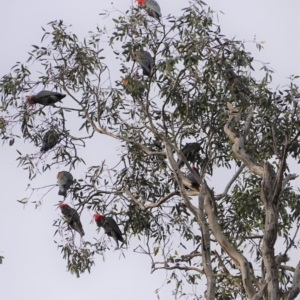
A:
[[105, 217, 123, 239]]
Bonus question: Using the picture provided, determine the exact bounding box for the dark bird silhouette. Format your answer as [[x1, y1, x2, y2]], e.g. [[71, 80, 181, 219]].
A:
[[26, 90, 66, 106], [40, 130, 59, 153], [94, 213, 125, 247], [135, 51, 153, 77], [59, 203, 85, 237], [177, 142, 201, 169], [225, 69, 251, 105], [57, 171, 73, 197]]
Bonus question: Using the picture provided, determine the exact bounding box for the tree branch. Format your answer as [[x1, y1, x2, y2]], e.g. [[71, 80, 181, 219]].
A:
[[282, 174, 298, 190], [203, 182, 256, 298], [286, 261, 300, 300], [213, 250, 245, 291], [243, 106, 254, 136], [215, 164, 245, 200], [124, 188, 178, 211], [197, 190, 215, 299], [84, 109, 167, 157], [252, 282, 268, 300], [279, 265, 295, 273], [244, 235, 263, 239], [152, 263, 203, 274], [224, 106, 264, 177], [261, 161, 279, 298], [165, 142, 199, 217], [284, 222, 300, 257]]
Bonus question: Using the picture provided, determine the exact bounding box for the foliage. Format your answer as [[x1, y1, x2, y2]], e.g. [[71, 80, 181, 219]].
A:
[[1, 0, 300, 298]]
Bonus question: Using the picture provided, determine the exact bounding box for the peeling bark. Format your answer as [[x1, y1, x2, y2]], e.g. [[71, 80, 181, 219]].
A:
[[224, 107, 264, 178], [165, 143, 199, 217], [203, 184, 256, 299], [261, 162, 279, 299], [286, 261, 300, 300], [198, 190, 215, 299]]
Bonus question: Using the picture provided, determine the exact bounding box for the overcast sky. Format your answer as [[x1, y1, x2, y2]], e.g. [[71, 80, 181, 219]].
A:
[[0, 1, 299, 300]]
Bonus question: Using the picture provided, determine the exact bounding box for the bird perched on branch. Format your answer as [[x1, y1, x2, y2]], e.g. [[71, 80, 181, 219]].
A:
[[134, 50, 153, 77], [59, 203, 85, 237], [177, 143, 201, 169], [40, 130, 60, 153], [26, 90, 66, 106], [224, 69, 251, 104], [135, 0, 162, 20], [57, 171, 73, 197], [94, 213, 125, 247], [185, 166, 201, 190]]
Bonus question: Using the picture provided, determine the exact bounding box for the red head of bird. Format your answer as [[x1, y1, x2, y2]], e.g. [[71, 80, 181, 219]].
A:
[[93, 213, 103, 222], [135, 0, 146, 5], [56, 172, 61, 179], [191, 166, 198, 171], [26, 95, 34, 105], [59, 202, 69, 210]]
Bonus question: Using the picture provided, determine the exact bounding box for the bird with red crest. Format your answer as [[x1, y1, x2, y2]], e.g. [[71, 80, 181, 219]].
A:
[[26, 90, 66, 106], [93, 213, 125, 248], [59, 202, 85, 237], [135, 0, 162, 20]]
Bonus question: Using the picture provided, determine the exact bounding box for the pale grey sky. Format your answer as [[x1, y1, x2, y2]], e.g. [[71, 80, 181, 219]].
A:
[[0, 1, 299, 300]]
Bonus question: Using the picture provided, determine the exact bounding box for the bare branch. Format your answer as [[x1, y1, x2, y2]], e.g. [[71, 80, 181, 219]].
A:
[[261, 161, 279, 298], [197, 190, 215, 299], [252, 282, 268, 300], [68, 133, 95, 141], [271, 125, 281, 159], [84, 109, 167, 157], [286, 261, 300, 300], [55, 105, 82, 112], [178, 251, 201, 262], [244, 235, 263, 239], [284, 223, 300, 257], [279, 265, 295, 273], [203, 183, 256, 298], [282, 174, 299, 190], [215, 164, 245, 200], [213, 251, 244, 291], [124, 188, 178, 211], [243, 106, 254, 137], [165, 142, 199, 217], [152, 263, 203, 274]]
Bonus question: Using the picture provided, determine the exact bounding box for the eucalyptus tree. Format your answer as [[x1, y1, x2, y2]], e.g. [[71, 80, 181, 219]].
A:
[[1, 1, 300, 299]]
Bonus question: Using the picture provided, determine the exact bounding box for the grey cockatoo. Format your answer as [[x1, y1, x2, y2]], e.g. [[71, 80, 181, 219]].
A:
[[57, 171, 73, 197], [135, 51, 153, 77], [225, 69, 251, 97], [177, 143, 201, 169], [26, 90, 66, 106], [59, 203, 85, 237], [94, 213, 125, 247], [185, 166, 201, 190], [40, 130, 60, 153], [136, 0, 162, 20]]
